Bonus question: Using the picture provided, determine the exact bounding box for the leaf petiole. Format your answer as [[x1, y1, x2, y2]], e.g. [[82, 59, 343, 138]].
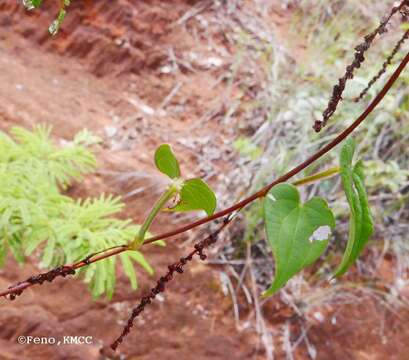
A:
[[130, 182, 181, 250], [292, 166, 340, 187]]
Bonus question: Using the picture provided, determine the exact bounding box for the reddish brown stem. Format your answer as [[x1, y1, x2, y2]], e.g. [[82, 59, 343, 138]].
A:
[[1, 51, 408, 300], [0, 245, 129, 300], [143, 51, 409, 245]]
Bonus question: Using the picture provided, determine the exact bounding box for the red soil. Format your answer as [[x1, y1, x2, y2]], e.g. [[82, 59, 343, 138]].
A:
[[0, 1, 408, 359]]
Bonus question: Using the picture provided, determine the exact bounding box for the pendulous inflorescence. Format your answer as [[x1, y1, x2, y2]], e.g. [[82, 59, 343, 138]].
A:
[[313, 0, 409, 132], [354, 28, 409, 102], [109, 216, 232, 351]]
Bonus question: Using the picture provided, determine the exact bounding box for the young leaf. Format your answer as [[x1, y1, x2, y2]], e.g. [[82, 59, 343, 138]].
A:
[[22, 0, 41, 10], [120, 253, 138, 290], [152, 239, 166, 247], [93, 261, 107, 299], [0, 240, 6, 267], [8, 235, 25, 264], [32, 0, 42, 8], [0, 125, 153, 298], [333, 138, 374, 277], [154, 144, 180, 179], [263, 183, 335, 297], [129, 251, 154, 275], [171, 178, 217, 216], [105, 257, 116, 300], [119, 250, 154, 291]]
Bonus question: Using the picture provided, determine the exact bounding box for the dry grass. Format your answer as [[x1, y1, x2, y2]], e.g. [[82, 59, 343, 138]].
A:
[[194, 0, 409, 358]]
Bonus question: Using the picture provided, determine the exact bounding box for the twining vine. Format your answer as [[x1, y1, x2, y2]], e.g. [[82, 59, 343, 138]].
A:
[[2, 0, 409, 353]]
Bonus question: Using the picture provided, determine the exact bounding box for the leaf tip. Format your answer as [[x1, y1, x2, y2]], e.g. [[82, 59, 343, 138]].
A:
[[154, 144, 181, 179]]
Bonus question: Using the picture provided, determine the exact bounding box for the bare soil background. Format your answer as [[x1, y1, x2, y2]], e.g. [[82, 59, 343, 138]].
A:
[[0, 1, 408, 359]]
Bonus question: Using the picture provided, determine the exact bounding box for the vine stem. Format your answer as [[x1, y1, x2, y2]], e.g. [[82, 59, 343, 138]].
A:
[[1, 51, 408, 299], [143, 51, 409, 245]]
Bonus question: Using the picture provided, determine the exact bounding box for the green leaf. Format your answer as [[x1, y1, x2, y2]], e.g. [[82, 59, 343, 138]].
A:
[[171, 178, 217, 216], [32, 0, 42, 8], [233, 137, 262, 160], [333, 138, 374, 277], [105, 257, 116, 300], [9, 235, 25, 264], [154, 144, 180, 179], [73, 129, 101, 146], [22, 0, 42, 10], [129, 251, 154, 275], [119, 250, 154, 290], [49, 8, 66, 36], [263, 183, 335, 297], [152, 239, 166, 247], [120, 253, 138, 289], [0, 124, 153, 299], [92, 261, 107, 298], [0, 240, 6, 267], [401, 23, 409, 31], [83, 265, 96, 284], [41, 237, 56, 268]]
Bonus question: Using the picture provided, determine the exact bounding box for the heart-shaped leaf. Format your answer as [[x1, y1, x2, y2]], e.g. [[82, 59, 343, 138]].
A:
[[154, 144, 181, 179], [263, 183, 335, 297], [333, 138, 374, 277], [171, 178, 216, 216]]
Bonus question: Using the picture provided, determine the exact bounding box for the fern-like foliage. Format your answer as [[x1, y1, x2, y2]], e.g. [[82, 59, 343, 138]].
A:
[[0, 125, 155, 298]]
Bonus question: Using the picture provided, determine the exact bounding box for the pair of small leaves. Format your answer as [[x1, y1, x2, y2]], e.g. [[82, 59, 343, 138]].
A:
[[263, 137, 374, 296], [154, 144, 216, 216]]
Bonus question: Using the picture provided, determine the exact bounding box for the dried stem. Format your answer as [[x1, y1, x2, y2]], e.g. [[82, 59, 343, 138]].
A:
[[1, 50, 408, 300], [143, 50, 409, 245], [110, 215, 233, 350], [355, 28, 409, 102], [313, 0, 408, 132]]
